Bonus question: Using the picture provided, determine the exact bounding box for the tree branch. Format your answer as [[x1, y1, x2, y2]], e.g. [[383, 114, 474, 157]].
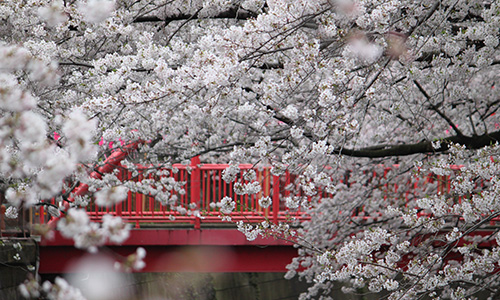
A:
[[413, 80, 464, 137], [133, 7, 257, 23], [337, 130, 500, 157], [406, 1, 440, 36]]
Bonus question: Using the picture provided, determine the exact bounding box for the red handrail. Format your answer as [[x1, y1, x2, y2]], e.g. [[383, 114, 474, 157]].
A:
[[37, 150, 477, 230], [46, 142, 142, 227]]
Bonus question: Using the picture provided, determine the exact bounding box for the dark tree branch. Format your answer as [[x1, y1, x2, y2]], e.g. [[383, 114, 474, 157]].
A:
[[413, 80, 464, 137], [354, 58, 391, 105], [481, 99, 500, 121], [133, 7, 257, 23], [59, 61, 154, 73], [406, 1, 440, 36], [59, 61, 93, 68], [336, 130, 500, 158], [165, 7, 202, 46]]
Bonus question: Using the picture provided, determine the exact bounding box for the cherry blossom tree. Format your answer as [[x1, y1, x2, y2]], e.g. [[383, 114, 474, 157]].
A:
[[1, 0, 500, 299]]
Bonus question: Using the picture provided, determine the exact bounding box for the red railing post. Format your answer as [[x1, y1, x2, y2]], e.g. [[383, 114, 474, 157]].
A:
[[190, 156, 201, 229], [272, 175, 280, 224], [116, 168, 123, 217]]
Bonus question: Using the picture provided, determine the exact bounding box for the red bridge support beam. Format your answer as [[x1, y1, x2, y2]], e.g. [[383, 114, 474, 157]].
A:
[[38, 229, 297, 273], [39, 245, 297, 273]]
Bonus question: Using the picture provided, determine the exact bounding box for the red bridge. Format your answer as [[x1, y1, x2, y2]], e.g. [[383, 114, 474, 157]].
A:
[[36, 156, 310, 274], [3, 148, 471, 275]]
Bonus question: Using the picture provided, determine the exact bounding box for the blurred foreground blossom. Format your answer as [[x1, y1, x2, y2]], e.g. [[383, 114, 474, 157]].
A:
[[38, 0, 68, 27], [77, 0, 115, 23], [344, 36, 383, 64], [67, 254, 129, 300], [385, 31, 408, 60]]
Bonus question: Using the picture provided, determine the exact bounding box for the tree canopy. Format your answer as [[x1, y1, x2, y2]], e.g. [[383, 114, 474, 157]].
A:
[[2, 0, 500, 299]]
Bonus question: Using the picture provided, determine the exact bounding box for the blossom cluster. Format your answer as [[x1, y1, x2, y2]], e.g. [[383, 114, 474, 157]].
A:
[[19, 276, 86, 300], [57, 209, 130, 252]]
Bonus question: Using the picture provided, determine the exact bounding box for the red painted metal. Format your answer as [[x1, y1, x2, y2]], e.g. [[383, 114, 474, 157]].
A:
[[40, 159, 308, 227], [41, 229, 293, 247], [272, 175, 280, 224], [190, 156, 201, 229], [36, 155, 478, 229], [38, 229, 296, 273], [47, 142, 141, 227], [38, 245, 298, 273]]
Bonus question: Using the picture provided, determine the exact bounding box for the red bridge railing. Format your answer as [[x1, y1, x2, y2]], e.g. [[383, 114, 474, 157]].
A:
[[83, 159, 303, 228], [32, 159, 475, 230]]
